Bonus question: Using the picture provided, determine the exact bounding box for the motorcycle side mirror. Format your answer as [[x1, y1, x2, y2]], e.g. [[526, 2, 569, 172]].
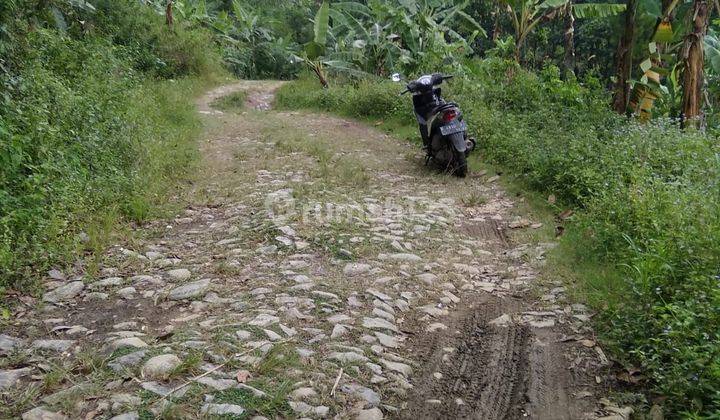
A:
[[390, 73, 402, 82]]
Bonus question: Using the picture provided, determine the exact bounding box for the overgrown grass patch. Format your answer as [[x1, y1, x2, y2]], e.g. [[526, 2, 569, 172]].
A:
[[211, 91, 248, 113], [0, 1, 226, 292]]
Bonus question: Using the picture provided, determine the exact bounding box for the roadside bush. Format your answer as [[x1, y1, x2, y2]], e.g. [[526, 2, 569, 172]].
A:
[[275, 60, 720, 416], [91, 0, 223, 79]]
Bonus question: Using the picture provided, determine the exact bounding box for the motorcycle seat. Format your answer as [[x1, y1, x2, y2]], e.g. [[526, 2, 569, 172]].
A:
[[431, 102, 458, 115]]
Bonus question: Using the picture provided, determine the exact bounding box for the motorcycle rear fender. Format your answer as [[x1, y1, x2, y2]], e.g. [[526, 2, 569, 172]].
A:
[[448, 132, 466, 153]]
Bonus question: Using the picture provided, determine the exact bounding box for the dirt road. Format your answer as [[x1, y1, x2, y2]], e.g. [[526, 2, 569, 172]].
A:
[[1, 82, 623, 419]]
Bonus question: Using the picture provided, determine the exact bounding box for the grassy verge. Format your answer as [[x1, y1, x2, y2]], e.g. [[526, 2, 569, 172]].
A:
[[275, 64, 720, 416], [0, 2, 227, 292]]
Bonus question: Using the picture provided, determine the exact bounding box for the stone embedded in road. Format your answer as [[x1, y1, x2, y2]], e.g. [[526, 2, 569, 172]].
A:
[[343, 263, 371, 276], [290, 387, 317, 400], [366, 288, 392, 302], [105, 337, 148, 353], [312, 290, 340, 300], [264, 329, 283, 341], [31, 339, 75, 352], [374, 332, 401, 349], [380, 359, 413, 377], [47, 269, 65, 280], [89, 277, 124, 290], [140, 381, 188, 398], [131, 275, 164, 288], [331, 324, 349, 339], [0, 334, 21, 353], [387, 253, 422, 262], [452, 263, 480, 275], [327, 314, 353, 324], [168, 279, 210, 300], [416, 273, 438, 285], [248, 314, 280, 327], [42, 281, 84, 303], [142, 354, 182, 380], [356, 407, 384, 420], [21, 407, 68, 420], [196, 376, 236, 390], [236, 330, 253, 340], [109, 350, 147, 372], [362, 317, 398, 333], [340, 383, 381, 407], [329, 351, 369, 364], [278, 225, 297, 237], [166, 268, 191, 281], [419, 304, 449, 317], [201, 403, 245, 416], [372, 308, 394, 322], [489, 314, 513, 327], [0, 367, 32, 389], [117, 287, 136, 299]]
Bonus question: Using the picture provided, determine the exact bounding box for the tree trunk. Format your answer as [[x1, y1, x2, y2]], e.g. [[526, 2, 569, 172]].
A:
[[563, 2, 576, 76], [681, 0, 709, 127], [165, 0, 174, 28], [492, 2, 502, 42], [611, 0, 637, 114]]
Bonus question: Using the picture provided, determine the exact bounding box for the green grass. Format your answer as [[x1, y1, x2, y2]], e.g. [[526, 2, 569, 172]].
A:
[[211, 91, 248, 113], [214, 381, 294, 418]]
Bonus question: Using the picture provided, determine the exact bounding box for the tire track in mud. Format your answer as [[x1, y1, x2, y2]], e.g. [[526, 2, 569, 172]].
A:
[[401, 219, 598, 419]]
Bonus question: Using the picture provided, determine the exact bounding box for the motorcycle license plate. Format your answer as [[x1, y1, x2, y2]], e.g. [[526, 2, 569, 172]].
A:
[[439, 120, 467, 136]]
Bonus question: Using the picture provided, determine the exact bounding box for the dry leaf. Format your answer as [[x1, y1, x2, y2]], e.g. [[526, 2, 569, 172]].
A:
[[558, 209, 574, 220], [548, 194, 557, 204], [236, 369, 251, 383]]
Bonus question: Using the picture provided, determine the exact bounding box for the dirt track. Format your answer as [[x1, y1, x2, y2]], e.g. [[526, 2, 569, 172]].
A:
[[1, 82, 625, 419]]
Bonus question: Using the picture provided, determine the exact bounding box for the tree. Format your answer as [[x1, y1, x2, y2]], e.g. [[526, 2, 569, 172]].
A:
[[563, 1, 575, 74], [500, 0, 567, 62], [612, 0, 637, 113], [500, 0, 624, 63], [681, 0, 709, 126]]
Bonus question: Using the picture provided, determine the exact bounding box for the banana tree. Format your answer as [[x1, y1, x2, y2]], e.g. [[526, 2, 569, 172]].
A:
[[293, 1, 362, 88], [568, 2, 628, 73], [680, 0, 709, 126], [332, 0, 485, 74], [500, 0, 625, 63], [500, 0, 568, 62], [295, 0, 331, 87]]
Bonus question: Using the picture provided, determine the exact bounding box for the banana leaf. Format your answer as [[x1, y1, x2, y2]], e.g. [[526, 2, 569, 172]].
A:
[[314, 1, 330, 46]]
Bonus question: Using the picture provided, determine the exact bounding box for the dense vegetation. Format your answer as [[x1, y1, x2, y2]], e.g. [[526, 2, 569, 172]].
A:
[[0, 1, 224, 287], [2, 0, 719, 417]]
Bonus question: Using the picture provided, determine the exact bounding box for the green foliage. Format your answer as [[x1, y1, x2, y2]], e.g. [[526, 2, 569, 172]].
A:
[[276, 60, 720, 416], [0, 1, 222, 287]]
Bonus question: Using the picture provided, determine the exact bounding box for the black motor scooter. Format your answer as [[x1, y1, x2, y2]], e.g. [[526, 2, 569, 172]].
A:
[[395, 73, 475, 177]]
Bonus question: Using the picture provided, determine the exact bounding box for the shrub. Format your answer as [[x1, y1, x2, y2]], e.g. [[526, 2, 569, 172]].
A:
[[0, 1, 222, 288]]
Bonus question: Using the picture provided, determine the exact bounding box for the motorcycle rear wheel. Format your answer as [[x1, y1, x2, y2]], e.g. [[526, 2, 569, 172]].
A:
[[451, 149, 467, 178]]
